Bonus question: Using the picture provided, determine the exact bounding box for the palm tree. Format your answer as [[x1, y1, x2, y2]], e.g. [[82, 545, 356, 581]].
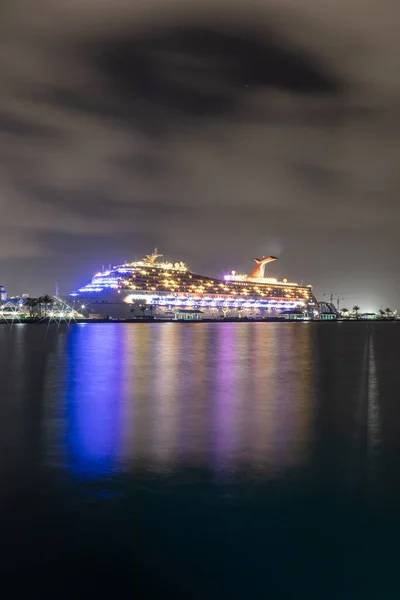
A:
[[379, 309, 385, 318], [148, 304, 154, 319], [385, 307, 392, 318], [37, 296, 45, 317], [140, 304, 147, 318], [41, 294, 54, 316], [353, 305, 360, 318], [25, 297, 39, 317], [341, 307, 349, 316]]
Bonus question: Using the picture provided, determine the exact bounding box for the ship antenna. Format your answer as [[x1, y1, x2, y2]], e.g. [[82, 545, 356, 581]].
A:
[[145, 247, 163, 265]]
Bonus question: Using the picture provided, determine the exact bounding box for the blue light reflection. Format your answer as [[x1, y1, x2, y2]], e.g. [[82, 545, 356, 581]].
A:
[[65, 325, 124, 477]]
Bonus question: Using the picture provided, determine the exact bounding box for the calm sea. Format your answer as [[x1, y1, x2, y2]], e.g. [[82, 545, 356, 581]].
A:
[[1, 322, 399, 598]]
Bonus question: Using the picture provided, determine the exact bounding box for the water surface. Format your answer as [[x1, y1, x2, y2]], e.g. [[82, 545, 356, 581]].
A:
[[0, 322, 399, 598]]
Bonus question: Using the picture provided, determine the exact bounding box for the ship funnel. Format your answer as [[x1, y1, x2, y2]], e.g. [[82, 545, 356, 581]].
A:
[[250, 256, 277, 279]]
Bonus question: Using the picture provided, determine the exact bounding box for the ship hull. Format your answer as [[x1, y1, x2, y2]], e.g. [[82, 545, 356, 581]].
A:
[[70, 289, 313, 320]]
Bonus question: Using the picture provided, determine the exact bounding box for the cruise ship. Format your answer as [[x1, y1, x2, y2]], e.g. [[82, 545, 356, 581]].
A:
[[70, 249, 317, 319]]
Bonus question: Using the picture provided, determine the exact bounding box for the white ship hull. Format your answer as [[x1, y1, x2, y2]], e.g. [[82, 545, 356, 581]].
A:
[[69, 289, 309, 320]]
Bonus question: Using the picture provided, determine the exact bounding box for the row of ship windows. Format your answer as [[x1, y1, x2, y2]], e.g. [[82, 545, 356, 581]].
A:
[[122, 284, 312, 298], [123, 272, 306, 290], [120, 280, 311, 296], [114, 269, 312, 292]]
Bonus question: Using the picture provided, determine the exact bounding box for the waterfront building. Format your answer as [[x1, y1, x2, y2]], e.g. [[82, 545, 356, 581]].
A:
[[0, 298, 20, 317], [174, 309, 204, 321], [320, 313, 336, 320], [280, 310, 305, 321]]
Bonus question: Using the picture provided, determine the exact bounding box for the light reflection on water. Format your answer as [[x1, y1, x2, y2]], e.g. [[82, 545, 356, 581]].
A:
[[60, 323, 316, 478], [1, 321, 398, 492], [2, 322, 400, 597], [65, 324, 125, 476]]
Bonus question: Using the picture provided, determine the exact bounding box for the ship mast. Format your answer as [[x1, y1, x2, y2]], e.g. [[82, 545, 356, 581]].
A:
[[145, 247, 163, 265]]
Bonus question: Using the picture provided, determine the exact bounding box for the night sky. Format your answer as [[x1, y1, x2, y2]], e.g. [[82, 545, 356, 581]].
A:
[[1, 0, 399, 310]]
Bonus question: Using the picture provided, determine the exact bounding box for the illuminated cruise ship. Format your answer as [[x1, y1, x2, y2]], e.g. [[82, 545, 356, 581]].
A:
[[71, 249, 316, 319]]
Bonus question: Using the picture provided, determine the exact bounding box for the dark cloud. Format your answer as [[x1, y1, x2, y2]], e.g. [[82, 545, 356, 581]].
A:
[[91, 24, 342, 117], [39, 20, 343, 135], [291, 163, 347, 191], [0, 111, 56, 137], [112, 153, 169, 175], [25, 185, 196, 221]]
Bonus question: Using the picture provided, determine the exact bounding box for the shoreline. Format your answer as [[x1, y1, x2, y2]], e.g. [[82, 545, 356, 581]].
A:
[[0, 317, 398, 325]]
